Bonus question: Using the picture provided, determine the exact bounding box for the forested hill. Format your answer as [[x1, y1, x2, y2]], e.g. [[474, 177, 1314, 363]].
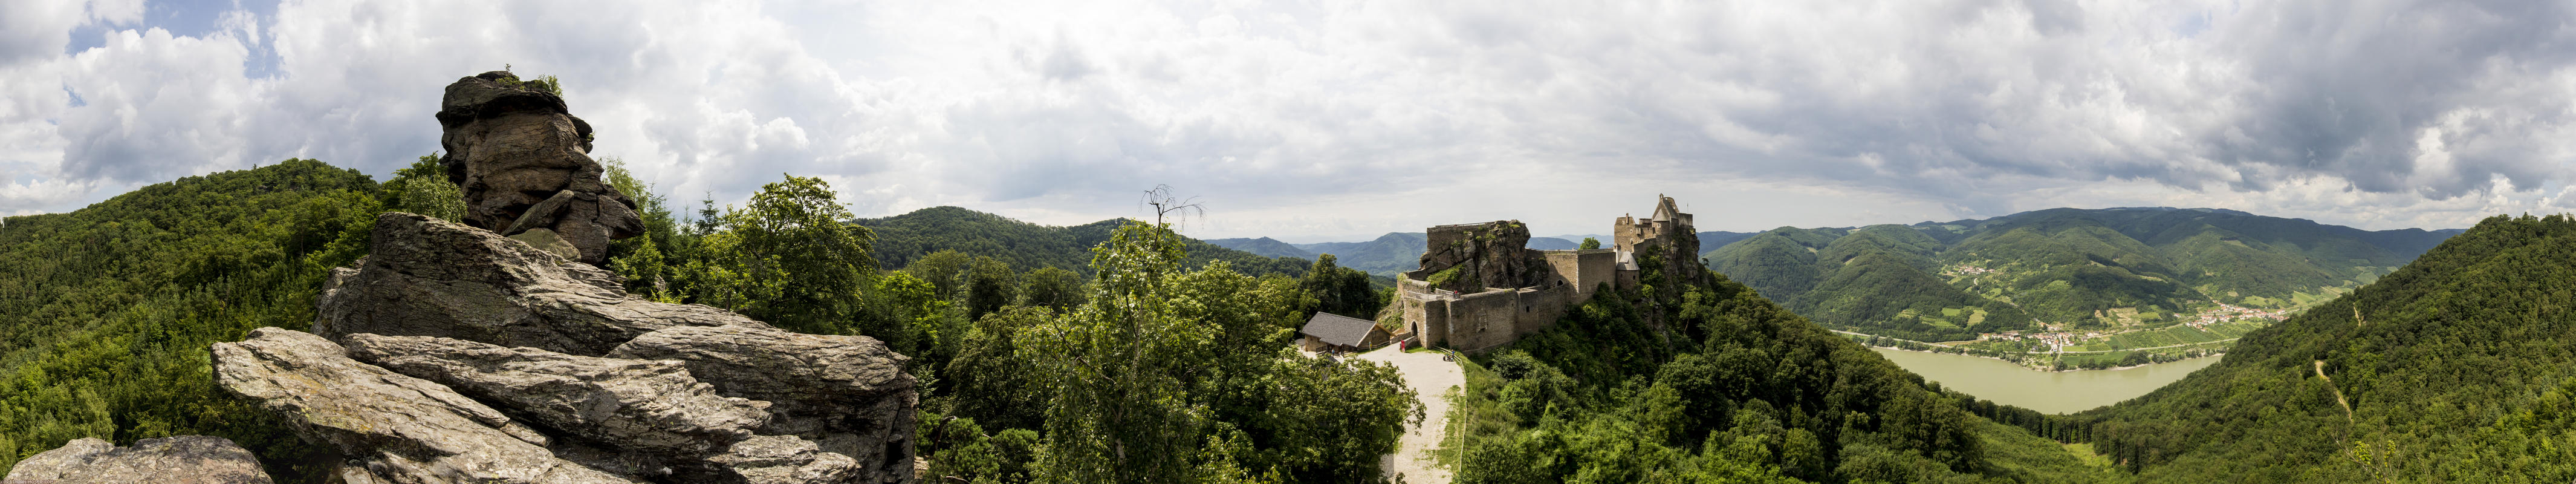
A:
[[858, 206, 1314, 279], [1703, 207, 2461, 341], [1203, 237, 1313, 259], [1452, 229, 2115, 482], [0, 159, 383, 476], [2047, 214, 2576, 481]]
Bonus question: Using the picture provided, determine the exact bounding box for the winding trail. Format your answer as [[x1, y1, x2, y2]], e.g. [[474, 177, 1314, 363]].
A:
[[1355, 345, 1463, 484], [2315, 359, 2354, 420]]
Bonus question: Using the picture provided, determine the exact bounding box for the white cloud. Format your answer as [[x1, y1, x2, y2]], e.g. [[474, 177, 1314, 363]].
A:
[[1, 0, 2573, 239]]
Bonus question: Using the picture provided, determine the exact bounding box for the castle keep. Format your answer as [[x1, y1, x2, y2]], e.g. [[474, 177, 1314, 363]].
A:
[[1397, 196, 1700, 352]]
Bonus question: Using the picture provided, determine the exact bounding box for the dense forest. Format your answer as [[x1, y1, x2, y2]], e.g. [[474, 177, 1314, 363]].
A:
[[0, 158, 1402, 482], [0, 159, 381, 477], [1704, 208, 2458, 341], [858, 205, 1318, 280], [2029, 214, 2576, 481]]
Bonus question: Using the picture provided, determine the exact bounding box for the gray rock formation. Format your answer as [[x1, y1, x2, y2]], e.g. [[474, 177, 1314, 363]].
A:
[[342, 333, 772, 457], [5, 436, 271, 484], [689, 435, 862, 484], [609, 325, 918, 480], [316, 212, 771, 356], [212, 206, 919, 483], [210, 327, 641, 484], [436, 70, 640, 264]]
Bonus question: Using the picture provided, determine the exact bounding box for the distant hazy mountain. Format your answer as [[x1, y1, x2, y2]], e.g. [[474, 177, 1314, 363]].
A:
[[1702, 206, 2461, 341], [1525, 237, 1577, 250], [857, 206, 1314, 278], [1696, 231, 1757, 250], [1290, 232, 1428, 278], [1204, 237, 1315, 259], [1273, 232, 1578, 277]]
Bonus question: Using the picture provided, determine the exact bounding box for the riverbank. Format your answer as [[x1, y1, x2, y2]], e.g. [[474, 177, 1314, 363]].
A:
[[1861, 343, 2218, 373], [1834, 329, 2231, 371], [1870, 348, 2225, 414]]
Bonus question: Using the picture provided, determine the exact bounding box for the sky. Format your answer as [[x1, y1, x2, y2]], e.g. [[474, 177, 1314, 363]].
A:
[[3, 1, 2574, 242]]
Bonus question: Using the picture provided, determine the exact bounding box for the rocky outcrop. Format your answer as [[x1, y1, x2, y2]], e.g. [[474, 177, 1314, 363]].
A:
[[342, 334, 773, 457], [1416, 220, 1556, 292], [212, 328, 640, 484], [215, 210, 918, 484], [436, 71, 640, 263], [610, 325, 918, 476], [5, 436, 271, 484], [316, 212, 770, 356]]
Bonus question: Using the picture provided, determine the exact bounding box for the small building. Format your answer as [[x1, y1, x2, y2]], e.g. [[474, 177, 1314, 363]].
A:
[[1301, 312, 1390, 353]]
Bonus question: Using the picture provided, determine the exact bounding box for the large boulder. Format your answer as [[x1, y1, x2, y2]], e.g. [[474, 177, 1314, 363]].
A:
[[436, 70, 640, 264], [609, 325, 918, 483], [316, 212, 771, 356], [686, 435, 862, 484], [342, 333, 773, 457], [210, 327, 640, 484], [5, 436, 271, 484]]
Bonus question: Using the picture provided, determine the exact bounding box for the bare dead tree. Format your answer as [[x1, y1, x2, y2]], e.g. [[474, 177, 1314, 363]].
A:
[[1140, 185, 1205, 229]]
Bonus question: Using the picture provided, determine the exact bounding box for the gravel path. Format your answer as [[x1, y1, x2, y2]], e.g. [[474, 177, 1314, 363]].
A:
[[1356, 345, 1464, 484]]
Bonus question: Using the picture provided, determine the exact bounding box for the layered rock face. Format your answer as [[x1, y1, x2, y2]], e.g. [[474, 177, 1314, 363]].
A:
[[212, 212, 917, 484], [4, 436, 272, 484], [1416, 220, 1556, 292], [314, 212, 765, 356], [436, 71, 641, 264]]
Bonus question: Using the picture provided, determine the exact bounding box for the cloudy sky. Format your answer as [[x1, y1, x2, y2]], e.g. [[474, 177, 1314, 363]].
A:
[[4, 0, 2574, 241]]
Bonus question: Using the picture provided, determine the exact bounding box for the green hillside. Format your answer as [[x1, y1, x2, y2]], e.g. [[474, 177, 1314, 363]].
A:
[[1451, 240, 2112, 483], [2040, 214, 2576, 481], [858, 206, 1314, 279], [0, 159, 381, 477], [1704, 208, 2456, 342]]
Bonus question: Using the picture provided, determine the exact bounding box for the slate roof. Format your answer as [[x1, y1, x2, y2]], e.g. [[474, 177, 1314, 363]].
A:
[[1301, 312, 1381, 348]]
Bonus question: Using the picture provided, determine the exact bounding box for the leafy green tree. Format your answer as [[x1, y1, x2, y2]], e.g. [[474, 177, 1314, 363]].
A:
[[1297, 253, 1381, 319], [687, 174, 877, 335], [1020, 220, 1215, 483], [1580, 237, 1601, 250], [600, 156, 680, 299], [1018, 267, 1086, 311], [946, 306, 1059, 433], [386, 154, 465, 222]]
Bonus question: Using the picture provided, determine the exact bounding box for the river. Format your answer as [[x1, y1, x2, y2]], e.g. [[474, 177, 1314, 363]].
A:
[[1869, 348, 2222, 414]]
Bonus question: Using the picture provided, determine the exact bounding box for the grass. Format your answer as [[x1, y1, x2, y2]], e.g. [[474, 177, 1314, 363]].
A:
[[1971, 418, 2120, 483], [1432, 356, 1519, 469]]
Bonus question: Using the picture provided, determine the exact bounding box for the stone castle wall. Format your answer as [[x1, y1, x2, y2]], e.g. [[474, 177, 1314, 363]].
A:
[[1400, 249, 1614, 353], [1545, 249, 1618, 302], [1400, 197, 1698, 353]]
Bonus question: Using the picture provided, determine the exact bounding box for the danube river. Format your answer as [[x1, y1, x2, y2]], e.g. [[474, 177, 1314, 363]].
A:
[[1869, 348, 2222, 414]]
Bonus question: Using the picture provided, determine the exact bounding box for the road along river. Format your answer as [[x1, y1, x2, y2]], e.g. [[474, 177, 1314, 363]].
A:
[[1869, 348, 2222, 414]]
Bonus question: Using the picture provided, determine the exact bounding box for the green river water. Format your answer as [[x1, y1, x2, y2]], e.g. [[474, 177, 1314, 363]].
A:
[[1869, 348, 2222, 414]]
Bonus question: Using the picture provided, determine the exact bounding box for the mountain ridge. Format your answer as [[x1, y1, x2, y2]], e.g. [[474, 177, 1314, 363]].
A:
[[1702, 207, 2459, 342]]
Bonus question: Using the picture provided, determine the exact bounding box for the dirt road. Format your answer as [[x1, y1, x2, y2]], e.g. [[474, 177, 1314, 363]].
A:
[[1356, 345, 1464, 483]]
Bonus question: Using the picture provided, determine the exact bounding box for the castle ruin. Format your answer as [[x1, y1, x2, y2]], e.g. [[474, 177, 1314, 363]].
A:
[[1397, 195, 1701, 352]]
